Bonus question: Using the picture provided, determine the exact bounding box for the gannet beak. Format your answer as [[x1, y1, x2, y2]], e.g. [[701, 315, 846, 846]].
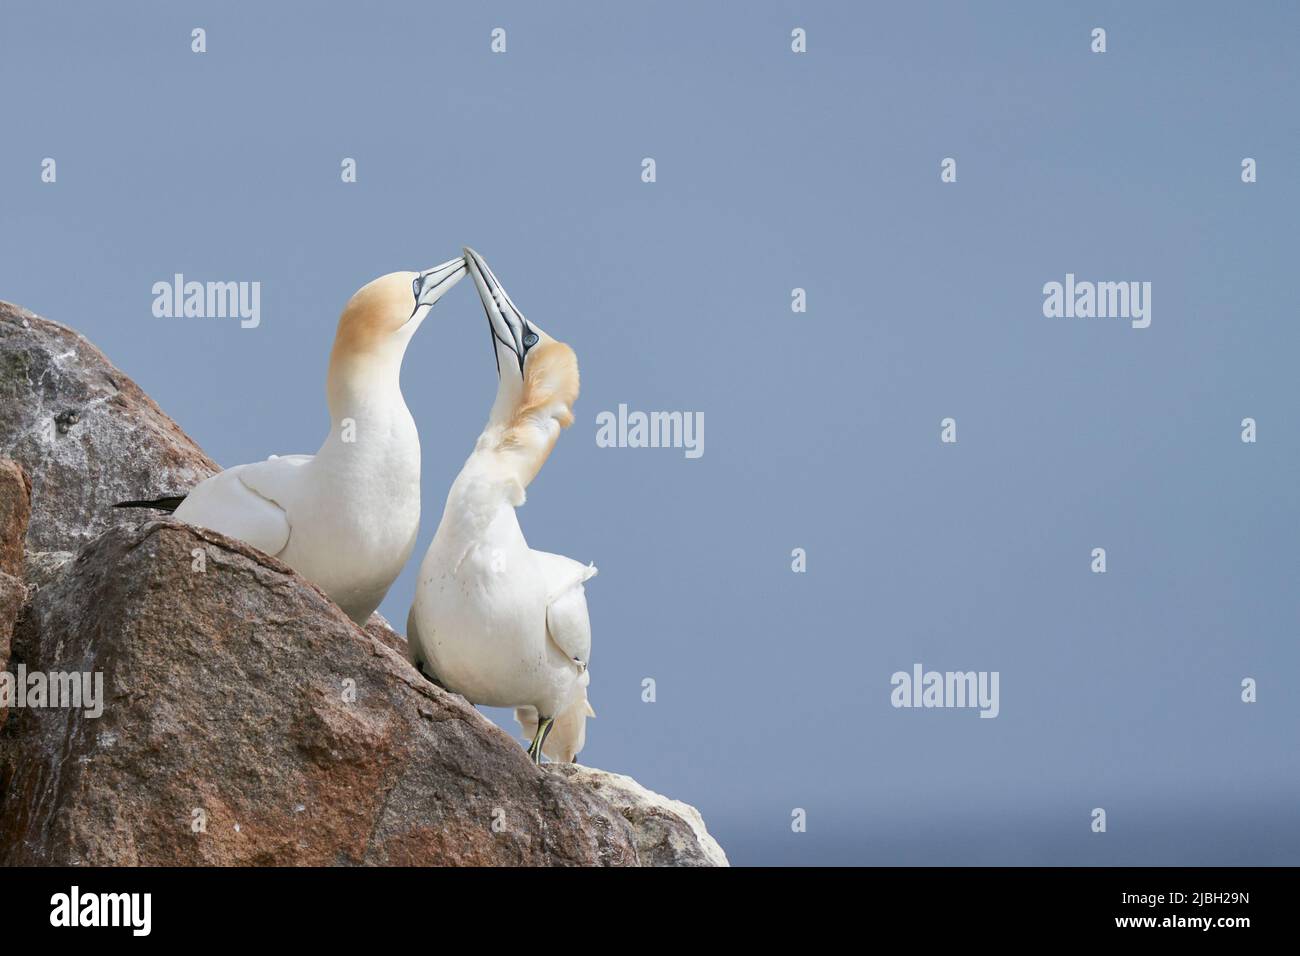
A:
[[463, 246, 535, 377], [406, 257, 467, 324]]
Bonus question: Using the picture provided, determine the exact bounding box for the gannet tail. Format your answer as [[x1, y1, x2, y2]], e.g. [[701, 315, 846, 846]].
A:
[[113, 494, 188, 513]]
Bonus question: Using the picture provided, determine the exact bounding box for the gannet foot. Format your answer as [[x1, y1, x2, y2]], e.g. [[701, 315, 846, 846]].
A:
[[525, 715, 556, 764]]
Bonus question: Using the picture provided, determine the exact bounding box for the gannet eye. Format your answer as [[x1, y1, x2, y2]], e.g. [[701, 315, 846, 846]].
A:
[[412, 277, 422, 300], [522, 332, 539, 349]]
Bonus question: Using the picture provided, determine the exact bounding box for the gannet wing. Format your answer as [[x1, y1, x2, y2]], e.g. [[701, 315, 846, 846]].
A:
[[237, 455, 311, 504], [172, 459, 297, 558], [532, 549, 598, 599], [532, 550, 596, 668], [230, 455, 314, 556]]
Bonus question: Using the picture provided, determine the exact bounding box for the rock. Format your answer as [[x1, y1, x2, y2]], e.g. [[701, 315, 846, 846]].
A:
[[549, 764, 729, 866], [0, 520, 639, 866], [0, 460, 31, 730], [364, 610, 452, 691], [0, 569, 21, 727], [21, 550, 72, 593], [0, 301, 217, 553], [0, 459, 30, 578], [362, 612, 408, 658], [0, 575, 18, 730]]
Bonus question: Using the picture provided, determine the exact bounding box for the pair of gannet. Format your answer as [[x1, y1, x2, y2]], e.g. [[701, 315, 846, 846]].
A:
[[118, 248, 595, 763]]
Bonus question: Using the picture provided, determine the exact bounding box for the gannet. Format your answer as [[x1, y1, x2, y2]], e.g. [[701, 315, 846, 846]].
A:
[[117, 258, 467, 623], [408, 247, 595, 762]]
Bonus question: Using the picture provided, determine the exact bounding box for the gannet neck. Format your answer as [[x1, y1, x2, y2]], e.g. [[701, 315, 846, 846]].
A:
[[325, 271, 426, 423], [435, 451, 527, 548], [322, 305, 421, 471], [486, 339, 526, 425], [478, 337, 579, 491], [325, 347, 410, 424]]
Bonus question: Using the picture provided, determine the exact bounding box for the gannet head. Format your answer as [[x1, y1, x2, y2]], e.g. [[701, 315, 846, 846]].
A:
[[515, 682, 595, 764], [463, 246, 580, 435], [329, 258, 466, 380]]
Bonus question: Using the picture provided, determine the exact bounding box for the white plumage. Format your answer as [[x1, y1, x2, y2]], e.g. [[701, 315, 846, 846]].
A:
[[408, 247, 595, 761], [170, 260, 466, 623]]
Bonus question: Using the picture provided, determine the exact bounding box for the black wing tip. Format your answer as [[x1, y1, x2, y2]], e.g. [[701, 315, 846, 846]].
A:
[[113, 495, 187, 513]]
